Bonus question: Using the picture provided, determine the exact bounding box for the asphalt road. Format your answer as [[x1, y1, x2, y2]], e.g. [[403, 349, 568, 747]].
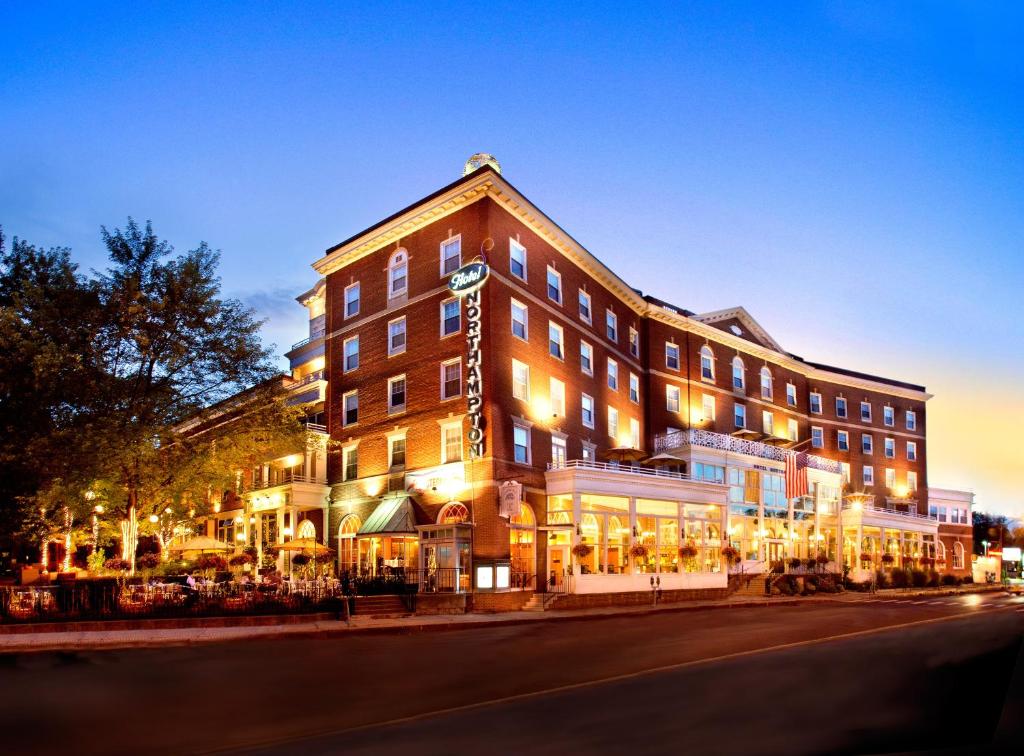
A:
[[1, 592, 1022, 755]]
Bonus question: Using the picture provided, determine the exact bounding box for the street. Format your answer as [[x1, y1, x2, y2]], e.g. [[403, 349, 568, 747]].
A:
[[1, 593, 1022, 755]]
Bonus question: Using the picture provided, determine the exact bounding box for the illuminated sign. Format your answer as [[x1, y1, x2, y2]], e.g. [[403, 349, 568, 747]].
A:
[[447, 261, 489, 296], [1003, 547, 1021, 562], [448, 261, 489, 458]]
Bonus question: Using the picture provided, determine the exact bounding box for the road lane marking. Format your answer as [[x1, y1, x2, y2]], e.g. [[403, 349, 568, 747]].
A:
[[197, 604, 1023, 755]]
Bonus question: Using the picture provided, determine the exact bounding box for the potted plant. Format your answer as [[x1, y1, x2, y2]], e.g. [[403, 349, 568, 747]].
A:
[[880, 553, 896, 566], [788, 557, 803, 571], [816, 553, 830, 570], [291, 552, 312, 579], [720, 546, 740, 565], [629, 543, 649, 569]]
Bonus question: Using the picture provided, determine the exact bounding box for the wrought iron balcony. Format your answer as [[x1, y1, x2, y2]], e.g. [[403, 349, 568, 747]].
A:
[[653, 428, 842, 475]]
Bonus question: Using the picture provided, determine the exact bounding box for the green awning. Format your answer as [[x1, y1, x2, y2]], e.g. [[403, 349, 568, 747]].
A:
[[357, 496, 418, 536]]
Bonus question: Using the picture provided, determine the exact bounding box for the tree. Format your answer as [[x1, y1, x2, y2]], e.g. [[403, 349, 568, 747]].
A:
[[972, 511, 1012, 555], [1, 221, 308, 572]]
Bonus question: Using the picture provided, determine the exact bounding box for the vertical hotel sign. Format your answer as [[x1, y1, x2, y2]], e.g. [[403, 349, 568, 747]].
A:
[[448, 261, 489, 457]]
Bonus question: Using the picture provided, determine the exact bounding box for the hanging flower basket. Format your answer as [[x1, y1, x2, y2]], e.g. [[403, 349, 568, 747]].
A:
[[197, 554, 227, 571], [816, 553, 830, 566], [571, 543, 594, 559], [920, 556, 935, 567], [720, 546, 740, 564], [228, 553, 255, 568], [629, 543, 649, 559], [859, 553, 873, 563], [678, 544, 699, 560], [880, 554, 896, 565], [291, 553, 311, 567]]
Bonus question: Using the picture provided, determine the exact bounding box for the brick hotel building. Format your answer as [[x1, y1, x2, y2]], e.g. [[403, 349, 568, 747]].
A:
[[208, 156, 974, 602]]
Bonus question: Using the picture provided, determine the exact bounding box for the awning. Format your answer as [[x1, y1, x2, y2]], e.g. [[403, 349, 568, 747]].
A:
[[357, 496, 418, 536]]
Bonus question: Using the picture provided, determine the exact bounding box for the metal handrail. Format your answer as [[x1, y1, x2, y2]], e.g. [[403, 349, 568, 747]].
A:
[[547, 459, 695, 482], [654, 428, 842, 474], [289, 370, 325, 389], [249, 472, 327, 491], [843, 503, 937, 523]]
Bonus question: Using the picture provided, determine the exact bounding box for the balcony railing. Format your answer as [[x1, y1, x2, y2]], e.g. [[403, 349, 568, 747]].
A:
[[843, 502, 936, 523], [290, 330, 325, 351], [288, 370, 325, 390], [249, 472, 327, 491], [654, 428, 842, 475], [305, 422, 327, 433], [547, 458, 697, 483]]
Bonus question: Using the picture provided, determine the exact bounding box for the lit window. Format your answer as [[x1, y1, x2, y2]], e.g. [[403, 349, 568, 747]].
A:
[[580, 340, 593, 375], [907, 471, 918, 491], [906, 410, 917, 431], [885, 468, 896, 489], [512, 359, 530, 401], [442, 423, 462, 463], [862, 434, 873, 454], [700, 346, 715, 381], [837, 430, 849, 451], [907, 441, 917, 461], [630, 418, 640, 448], [551, 436, 567, 466], [441, 359, 462, 400], [863, 465, 874, 487], [760, 367, 773, 400], [666, 385, 681, 413], [666, 342, 680, 370], [809, 392, 822, 414], [702, 393, 715, 422], [387, 375, 406, 414], [884, 437, 895, 459], [343, 336, 359, 372], [883, 406, 895, 427], [388, 317, 406, 356], [953, 542, 964, 569], [511, 299, 528, 340], [344, 282, 360, 318], [860, 401, 872, 422], [629, 327, 639, 358], [788, 418, 798, 441], [811, 426, 824, 449], [836, 397, 847, 418], [343, 391, 358, 426], [607, 406, 619, 438], [734, 403, 746, 429], [550, 377, 566, 417], [343, 445, 358, 481], [582, 394, 595, 428], [509, 238, 527, 280], [513, 424, 531, 464], [629, 373, 639, 403], [578, 289, 592, 324], [732, 357, 745, 390], [763, 410, 774, 436], [548, 321, 564, 359], [546, 266, 562, 304], [440, 236, 461, 276], [786, 383, 797, 406], [389, 436, 406, 468], [607, 358, 618, 390], [440, 298, 460, 337], [388, 250, 408, 298], [606, 310, 618, 342]]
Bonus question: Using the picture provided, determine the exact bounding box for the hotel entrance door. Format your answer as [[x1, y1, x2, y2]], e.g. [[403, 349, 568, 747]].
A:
[[766, 540, 786, 565], [548, 545, 569, 590]]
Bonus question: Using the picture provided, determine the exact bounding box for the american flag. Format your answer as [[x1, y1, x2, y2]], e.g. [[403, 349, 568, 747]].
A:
[[785, 450, 808, 500]]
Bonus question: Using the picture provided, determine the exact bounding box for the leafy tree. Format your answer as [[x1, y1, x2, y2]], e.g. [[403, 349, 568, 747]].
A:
[[972, 511, 1013, 554]]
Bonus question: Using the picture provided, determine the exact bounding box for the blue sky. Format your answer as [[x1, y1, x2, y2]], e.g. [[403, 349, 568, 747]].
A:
[[2, 1, 1021, 516]]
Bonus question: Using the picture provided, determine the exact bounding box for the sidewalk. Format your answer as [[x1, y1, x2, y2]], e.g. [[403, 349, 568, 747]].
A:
[[0, 595, 809, 653]]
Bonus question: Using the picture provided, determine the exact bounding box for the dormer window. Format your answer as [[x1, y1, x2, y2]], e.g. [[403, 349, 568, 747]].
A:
[[388, 250, 408, 298]]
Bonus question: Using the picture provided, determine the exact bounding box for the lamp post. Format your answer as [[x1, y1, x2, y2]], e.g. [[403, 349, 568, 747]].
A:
[[982, 540, 990, 557], [282, 526, 293, 578], [92, 504, 104, 552]]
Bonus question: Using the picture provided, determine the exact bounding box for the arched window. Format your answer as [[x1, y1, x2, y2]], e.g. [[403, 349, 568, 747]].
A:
[[437, 502, 469, 524], [388, 249, 408, 298], [952, 541, 964, 569], [509, 503, 536, 585], [337, 514, 361, 575], [937, 540, 946, 564], [731, 356, 745, 390], [297, 519, 316, 539], [700, 346, 715, 381], [760, 367, 773, 400]]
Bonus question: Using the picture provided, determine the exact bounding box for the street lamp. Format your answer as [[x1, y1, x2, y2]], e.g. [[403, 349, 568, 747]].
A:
[[982, 540, 990, 557]]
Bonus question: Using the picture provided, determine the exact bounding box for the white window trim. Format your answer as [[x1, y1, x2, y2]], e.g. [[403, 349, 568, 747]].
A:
[[607, 357, 619, 390], [387, 374, 407, 415], [512, 421, 533, 466], [629, 372, 640, 404], [700, 346, 716, 382], [546, 265, 563, 305], [863, 465, 874, 486], [907, 441, 917, 461], [836, 396, 848, 418], [666, 384, 681, 413], [666, 341, 680, 371], [580, 340, 594, 376], [387, 316, 407, 357], [811, 425, 824, 449], [388, 249, 408, 299], [439, 234, 462, 277], [343, 335, 359, 373], [883, 405, 895, 427], [342, 390, 358, 428], [809, 391, 822, 414], [509, 237, 527, 281], [762, 410, 774, 436], [786, 382, 797, 406], [837, 430, 849, 451], [342, 443, 359, 482], [702, 393, 716, 422], [629, 327, 640, 358], [732, 357, 745, 390], [581, 393, 596, 429], [862, 433, 873, 454], [344, 281, 360, 319], [548, 320, 565, 360], [578, 289, 592, 324], [439, 297, 461, 339], [510, 298, 529, 342], [606, 309, 618, 342], [861, 402, 873, 422], [734, 403, 747, 429], [386, 428, 408, 468], [440, 358, 462, 401], [906, 410, 917, 430], [607, 406, 620, 439], [439, 418, 464, 464], [884, 437, 896, 458], [511, 358, 530, 402], [549, 377, 566, 418]]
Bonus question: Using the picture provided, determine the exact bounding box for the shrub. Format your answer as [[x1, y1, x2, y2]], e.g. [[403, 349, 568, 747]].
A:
[[875, 569, 890, 589], [804, 558, 817, 571], [910, 569, 928, 588], [196, 554, 227, 571], [927, 571, 940, 588], [104, 557, 132, 572], [881, 554, 896, 565], [940, 573, 958, 586], [890, 568, 911, 588], [961, 574, 973, 584], [816, 553, 830, 566], [789, 557, 803, 570], [87, 548, 107, 574], [920, 556, 935, 568], [136, 554, 160, 571]]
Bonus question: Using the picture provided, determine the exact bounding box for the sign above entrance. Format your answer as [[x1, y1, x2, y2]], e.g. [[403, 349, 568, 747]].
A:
[[448, 261, 489, 296]]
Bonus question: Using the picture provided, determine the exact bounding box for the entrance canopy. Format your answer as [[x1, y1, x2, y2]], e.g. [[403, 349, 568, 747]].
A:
[[358, 496, 418, 536]]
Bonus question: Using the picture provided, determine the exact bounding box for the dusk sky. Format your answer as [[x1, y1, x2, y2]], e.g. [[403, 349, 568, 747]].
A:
[[2, 2, 1021, 517]]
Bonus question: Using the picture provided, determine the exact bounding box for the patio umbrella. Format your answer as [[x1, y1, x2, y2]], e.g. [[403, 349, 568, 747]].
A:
[[168, 536, 232, 553], [277, 538, 334, 555], [605, 446, 647, 463], [643, 452, 686, 465]]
